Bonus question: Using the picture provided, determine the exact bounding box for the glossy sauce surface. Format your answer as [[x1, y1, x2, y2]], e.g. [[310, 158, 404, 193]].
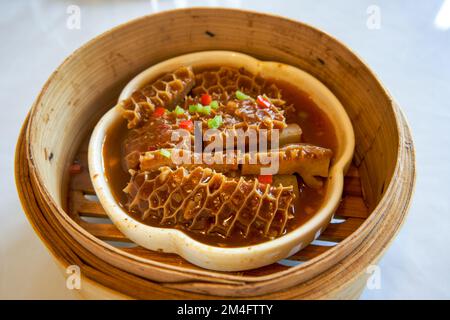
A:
[[103, 76, 337, 247]]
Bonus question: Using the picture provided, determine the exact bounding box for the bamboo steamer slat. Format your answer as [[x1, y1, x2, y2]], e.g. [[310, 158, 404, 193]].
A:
[[15, 8, 415, 299]]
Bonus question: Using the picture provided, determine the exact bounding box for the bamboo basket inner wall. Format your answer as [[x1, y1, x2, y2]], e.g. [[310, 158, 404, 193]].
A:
[[19, 8, 414, 299]]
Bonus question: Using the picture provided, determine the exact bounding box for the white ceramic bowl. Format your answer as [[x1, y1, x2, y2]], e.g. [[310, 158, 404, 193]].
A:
[[88, 51, 354, 271]]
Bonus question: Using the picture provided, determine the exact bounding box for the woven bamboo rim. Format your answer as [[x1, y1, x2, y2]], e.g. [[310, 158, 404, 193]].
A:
[[15, 8, 415, 299]]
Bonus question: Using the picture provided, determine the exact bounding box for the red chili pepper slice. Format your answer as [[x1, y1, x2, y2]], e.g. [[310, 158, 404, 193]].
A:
[[256, 95, 271, 108], [179, 120, 193, 131], [201, 93, 212, 106], [258, 175, 273, 184], [153, 107, 166, 117]]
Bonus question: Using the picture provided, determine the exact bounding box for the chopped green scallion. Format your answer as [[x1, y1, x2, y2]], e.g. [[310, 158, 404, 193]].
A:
[[210, 100, 219, 109], [201, 105, 211, 115], [189, 104, 201, 113], [173, 105, 185, 116], [235, 90, 252, 101], [159, 149, 171, 158], [188, 103, 202, 113], [207, 115, 223, 129]]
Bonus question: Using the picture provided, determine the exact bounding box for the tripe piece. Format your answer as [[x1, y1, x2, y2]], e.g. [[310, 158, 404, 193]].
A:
[[191, 66, 287, 108], [139, 143, 332, 189], [241, 144, 333, 189], [139, 149, 239, 173], [279, 123, 302, 146], [119, 66, 195, 128], [123, 166, 296, 239]]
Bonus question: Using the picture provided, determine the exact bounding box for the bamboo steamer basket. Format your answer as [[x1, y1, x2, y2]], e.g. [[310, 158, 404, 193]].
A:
[[15, 8, 415, 299]]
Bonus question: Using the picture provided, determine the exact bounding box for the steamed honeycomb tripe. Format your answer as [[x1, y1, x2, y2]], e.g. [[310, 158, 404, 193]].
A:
[[110, 64, 335, 246], [192, 66, 286, 108], [139, 143, 332, 188], [120, 66, 195, 128], [138, 149, 239, 173], [124, 167, 296, 238], [119, 67, 303, 170], [241, 144, 333, 189]]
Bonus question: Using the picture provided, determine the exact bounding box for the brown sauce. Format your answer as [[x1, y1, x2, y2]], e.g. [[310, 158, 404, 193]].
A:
[[102, 75, 337, 247]]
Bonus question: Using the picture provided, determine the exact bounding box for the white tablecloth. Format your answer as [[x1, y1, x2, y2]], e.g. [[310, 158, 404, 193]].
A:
[[1, 0, 449, 299]]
